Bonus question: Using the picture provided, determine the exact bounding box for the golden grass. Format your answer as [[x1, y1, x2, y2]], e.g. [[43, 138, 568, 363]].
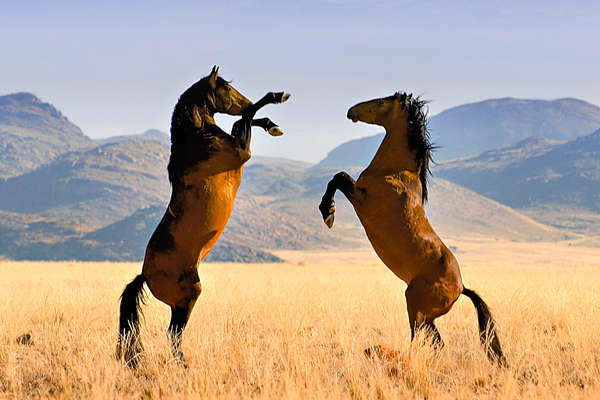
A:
[[1, 239, 599, 399]]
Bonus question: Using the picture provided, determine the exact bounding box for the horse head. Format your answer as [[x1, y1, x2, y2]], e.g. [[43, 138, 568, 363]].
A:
[[180, 66, 253, 118], [346, 92, 413, 128], [347, 92, 433, 202]]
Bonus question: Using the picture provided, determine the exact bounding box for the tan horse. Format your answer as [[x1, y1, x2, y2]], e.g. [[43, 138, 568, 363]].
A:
[[117, 66, 290, 366], [319, 92, 506, 365]]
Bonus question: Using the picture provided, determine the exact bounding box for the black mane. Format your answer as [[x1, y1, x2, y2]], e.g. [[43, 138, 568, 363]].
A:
[[395, 92, 434, 203], [167, 76, 227, 184]]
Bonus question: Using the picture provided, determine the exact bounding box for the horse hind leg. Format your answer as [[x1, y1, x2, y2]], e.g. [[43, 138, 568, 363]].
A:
[[167, 270, 202, 367], [168, 302, 195, 367], [405, 279, 450, 350]]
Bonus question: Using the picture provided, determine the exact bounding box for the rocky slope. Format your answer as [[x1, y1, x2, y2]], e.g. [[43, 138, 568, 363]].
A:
[[0, 93, 94, 178]]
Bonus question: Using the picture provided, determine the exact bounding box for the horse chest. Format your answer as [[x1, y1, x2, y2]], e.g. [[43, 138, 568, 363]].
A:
[[170, 169, 244, 259], [353, 174, 428, 283], [190, 170, 242, 225]]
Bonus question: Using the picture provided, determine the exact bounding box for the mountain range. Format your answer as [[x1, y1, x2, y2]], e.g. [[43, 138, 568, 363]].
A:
[[1, 92, 598, 262], [317, 97, 600, 166], [0, 92, 94, 178]]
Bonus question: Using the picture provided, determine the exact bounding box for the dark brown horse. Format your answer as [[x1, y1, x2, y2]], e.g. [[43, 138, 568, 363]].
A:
[[117, 66, 290, 366], [319, 92, 506, 365]]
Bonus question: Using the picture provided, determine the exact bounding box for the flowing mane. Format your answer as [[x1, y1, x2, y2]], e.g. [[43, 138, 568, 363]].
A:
[[395, 92, 434, 202]]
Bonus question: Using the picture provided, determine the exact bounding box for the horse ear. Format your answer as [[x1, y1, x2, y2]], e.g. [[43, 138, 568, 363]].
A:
[[208, 65, 219, 89]]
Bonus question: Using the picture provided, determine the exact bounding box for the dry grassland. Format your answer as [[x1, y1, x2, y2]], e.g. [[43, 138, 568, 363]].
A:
[[1, 239, 599, 399]]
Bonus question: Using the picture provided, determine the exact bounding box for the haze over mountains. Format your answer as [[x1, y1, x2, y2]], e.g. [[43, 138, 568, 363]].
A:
[[1, 92, 598, 261]]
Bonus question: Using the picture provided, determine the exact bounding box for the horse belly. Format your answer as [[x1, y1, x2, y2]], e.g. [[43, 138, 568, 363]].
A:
[[352, 183, 428, 283], [358, 215, 416, 283]]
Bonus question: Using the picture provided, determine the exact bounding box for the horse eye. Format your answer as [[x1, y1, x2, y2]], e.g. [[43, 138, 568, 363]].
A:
[[378, 100, 384, 106], [225, 86, 231, 92]]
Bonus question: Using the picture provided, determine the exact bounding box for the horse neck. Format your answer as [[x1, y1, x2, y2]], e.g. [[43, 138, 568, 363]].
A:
[[367, 121, 418, 175]]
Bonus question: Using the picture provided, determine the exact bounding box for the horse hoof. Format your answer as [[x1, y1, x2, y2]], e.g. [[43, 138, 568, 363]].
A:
[[324, 213, 335, 229], [319, 201, 336, 228], [280, 92, 291, 103], [268, 126, 284, 136]]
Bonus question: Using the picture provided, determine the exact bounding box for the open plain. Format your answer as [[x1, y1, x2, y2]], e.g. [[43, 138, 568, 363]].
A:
[[1, 239, 599, 399]]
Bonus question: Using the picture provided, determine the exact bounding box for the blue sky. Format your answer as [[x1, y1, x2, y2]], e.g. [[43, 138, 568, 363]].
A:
[[1, 0, 599, 161]]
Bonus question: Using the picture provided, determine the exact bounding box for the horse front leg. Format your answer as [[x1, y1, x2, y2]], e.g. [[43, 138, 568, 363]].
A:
[[245, 91, 291, 117], [252, 117, 284, 136], [232, 92, 290, 150], [318, 171, 357, 228]]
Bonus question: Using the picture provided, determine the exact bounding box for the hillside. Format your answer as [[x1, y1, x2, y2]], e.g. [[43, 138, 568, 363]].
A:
[[316, 97, 600, 167], [431, 97, 600, 160], [0, 206, 282, 262], [238, 162, 573, 244], [314, 134, 385, 168], [0, 138, 170, 229], [435, 130, 600, 211], [96, 129, 170, 146], [0, 93, 94, 178]]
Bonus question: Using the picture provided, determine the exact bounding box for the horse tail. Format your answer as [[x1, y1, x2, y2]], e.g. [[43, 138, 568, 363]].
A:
[[462, 287, 507, 366], [117, 274, 147, 361]]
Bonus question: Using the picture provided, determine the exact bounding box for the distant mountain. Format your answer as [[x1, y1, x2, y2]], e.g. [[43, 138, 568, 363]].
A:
[[0, 138, 170, 229], [0, 205, 282, 262], [314, 134, 385, 168], [424, 178, 570, 241], [315, 97, 600, 166], [435, 129, 600, 233], [0, 92, 94, 178], [97, 129, 170, 146], [431, 97, 600, 160]]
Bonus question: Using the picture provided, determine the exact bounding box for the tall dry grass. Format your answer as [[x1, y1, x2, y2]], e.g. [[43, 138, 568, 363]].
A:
[[1, 240, 599, 399]]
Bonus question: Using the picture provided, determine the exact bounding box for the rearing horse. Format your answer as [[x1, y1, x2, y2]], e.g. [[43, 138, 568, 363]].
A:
[[117, 66, 290, 366], [319, 92, 506, 365]]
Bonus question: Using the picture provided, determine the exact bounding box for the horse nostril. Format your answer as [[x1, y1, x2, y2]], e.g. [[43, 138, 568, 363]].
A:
[[347, 109, 359, 122]]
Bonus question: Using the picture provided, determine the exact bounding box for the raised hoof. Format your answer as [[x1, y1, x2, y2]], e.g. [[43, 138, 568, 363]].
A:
[[319, 200, 336, 229], [324, 214, 335, 229], [268, 126, 284, 136], [272, 92, 291, 103]]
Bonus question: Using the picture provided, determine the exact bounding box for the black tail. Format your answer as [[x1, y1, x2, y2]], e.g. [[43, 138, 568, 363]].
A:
[[462, 287, 507, 366], [117, 274, 147, 362]]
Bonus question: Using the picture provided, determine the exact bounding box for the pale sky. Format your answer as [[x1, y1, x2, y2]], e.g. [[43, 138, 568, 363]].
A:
[[1, 0, 599, 162]]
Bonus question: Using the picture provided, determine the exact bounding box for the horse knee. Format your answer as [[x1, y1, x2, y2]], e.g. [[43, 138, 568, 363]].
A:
[[177, 270, 202, 302]]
